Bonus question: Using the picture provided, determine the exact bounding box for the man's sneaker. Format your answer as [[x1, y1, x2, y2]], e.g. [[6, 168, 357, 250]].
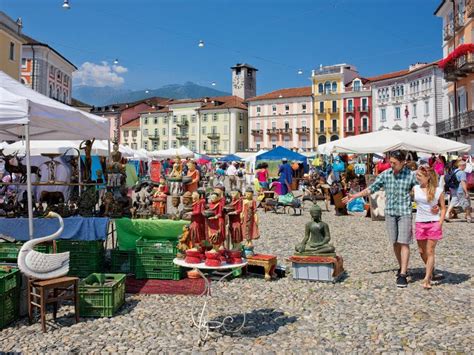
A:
[[396, 274, 408, 288]]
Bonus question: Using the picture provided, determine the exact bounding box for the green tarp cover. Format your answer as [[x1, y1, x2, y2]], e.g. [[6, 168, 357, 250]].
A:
[[115, 218, 189, 251]]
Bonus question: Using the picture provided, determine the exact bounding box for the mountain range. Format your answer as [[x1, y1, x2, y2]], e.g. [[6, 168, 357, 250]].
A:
[[73, 82, 230, 107]]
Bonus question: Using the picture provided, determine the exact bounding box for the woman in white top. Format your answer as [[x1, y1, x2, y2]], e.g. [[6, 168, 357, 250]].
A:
[[413, 165, 446, 289]]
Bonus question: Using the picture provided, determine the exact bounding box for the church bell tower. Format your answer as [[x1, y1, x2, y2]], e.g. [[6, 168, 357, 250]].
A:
[[231, 63, 257, 100]]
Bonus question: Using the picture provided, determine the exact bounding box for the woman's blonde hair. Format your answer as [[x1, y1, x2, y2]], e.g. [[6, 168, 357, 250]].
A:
[[418, 166, 438, 202]]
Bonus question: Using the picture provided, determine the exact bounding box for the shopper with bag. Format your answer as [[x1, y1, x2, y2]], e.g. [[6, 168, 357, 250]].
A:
[[446, 159, 472, 223]]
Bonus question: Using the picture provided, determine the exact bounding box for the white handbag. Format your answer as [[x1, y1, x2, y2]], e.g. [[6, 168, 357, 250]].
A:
[[465, 156, 473, 174]]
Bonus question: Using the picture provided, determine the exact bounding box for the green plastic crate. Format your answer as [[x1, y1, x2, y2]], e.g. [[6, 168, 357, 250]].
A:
[[68, 254, 104, 278], [0, 288, 20, 328], [0, 268, 20, 294], [135, 253, 174, 268], [79, 273, 126, 317], [135, 265, 183, 280], [135, 238, 177, 256], [0, 242, 51, 261], [56, 240, 104, 253], [110, 250, 136, 274]]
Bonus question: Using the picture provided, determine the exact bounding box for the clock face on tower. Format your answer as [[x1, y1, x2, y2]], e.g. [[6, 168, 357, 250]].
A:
[[233, 76, 243, 89]]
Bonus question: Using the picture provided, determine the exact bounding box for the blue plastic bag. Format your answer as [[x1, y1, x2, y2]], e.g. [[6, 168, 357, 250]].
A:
[[347, 197, 365, 212]]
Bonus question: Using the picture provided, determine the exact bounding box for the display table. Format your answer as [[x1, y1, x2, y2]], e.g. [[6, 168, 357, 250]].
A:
[[173, 258, 247, 345], [0, 217, 109, 241], [115, 218, 189, 250]]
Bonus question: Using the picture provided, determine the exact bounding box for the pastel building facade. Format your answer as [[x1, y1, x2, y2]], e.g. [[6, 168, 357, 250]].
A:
[[0, 12, 24, 81], [246, 87, 313, 151], [120, 118, 141, 150], [312, 64, 359, 146], [435, 0, 474, 149], [21, 34, 77, 104], [371, 63, 444, 135], [139, 96, 248, 155], [342, 78, 373, 136]]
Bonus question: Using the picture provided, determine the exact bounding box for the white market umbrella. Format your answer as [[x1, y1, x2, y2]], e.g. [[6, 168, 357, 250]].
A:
[[329, 130, 471, 154]]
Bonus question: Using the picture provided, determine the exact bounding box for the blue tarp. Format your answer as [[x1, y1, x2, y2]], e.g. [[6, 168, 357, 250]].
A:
[[256, 146, 307, 162], [0, 217, 109, 241], [218, 154, 242, 162]]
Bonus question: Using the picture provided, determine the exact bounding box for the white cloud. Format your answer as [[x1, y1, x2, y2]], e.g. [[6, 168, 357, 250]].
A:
[[73, 61, 128, 87], [112, 65, 128, 74]]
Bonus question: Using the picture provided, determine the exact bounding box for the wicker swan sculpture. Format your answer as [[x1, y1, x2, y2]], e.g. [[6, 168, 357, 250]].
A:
[[18, 212, 69, 279]]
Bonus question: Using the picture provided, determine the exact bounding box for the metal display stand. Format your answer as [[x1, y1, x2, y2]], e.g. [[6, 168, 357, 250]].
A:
[[173, 258, 247, 345]]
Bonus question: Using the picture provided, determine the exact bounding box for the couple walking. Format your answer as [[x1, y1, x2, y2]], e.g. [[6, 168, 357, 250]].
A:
[[344, 150, 446, 289]]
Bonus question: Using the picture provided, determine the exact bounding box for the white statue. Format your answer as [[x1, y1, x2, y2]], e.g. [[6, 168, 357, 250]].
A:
[[18, 212, 69, 279]]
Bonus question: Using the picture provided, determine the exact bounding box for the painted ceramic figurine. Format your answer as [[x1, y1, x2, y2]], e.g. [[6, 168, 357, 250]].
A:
[[205, 188, 225, 249], [152, 183, 167, 216], [227, 190, 243, 250], [188, 190, 206, 247], [295, 203, 335, 255], [79, 138, 95, 182], [241, 187, 259, 248], [185, 161, 200, 193]]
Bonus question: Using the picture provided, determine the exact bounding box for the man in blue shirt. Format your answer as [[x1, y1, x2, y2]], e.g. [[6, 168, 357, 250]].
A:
[[446, 160, 472, 223], [278, 158, 293, 195]]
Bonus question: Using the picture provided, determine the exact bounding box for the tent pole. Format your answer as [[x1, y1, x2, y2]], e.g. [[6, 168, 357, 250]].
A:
[[24, 123, 34, 240]]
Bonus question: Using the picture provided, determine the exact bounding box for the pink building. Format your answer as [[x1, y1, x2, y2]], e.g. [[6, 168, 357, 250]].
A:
[[246, 87, 313, 151]]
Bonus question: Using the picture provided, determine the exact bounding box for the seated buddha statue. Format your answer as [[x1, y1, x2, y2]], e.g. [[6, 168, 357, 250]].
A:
[[295, 203, 335, 255]]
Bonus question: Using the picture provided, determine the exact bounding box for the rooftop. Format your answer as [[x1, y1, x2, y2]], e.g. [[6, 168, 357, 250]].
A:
[[246, 86, 312, 102], [121, 117, 140, 129]]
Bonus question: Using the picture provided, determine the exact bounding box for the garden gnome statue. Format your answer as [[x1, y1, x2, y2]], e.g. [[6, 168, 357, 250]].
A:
[[295, 203, 335, 255]]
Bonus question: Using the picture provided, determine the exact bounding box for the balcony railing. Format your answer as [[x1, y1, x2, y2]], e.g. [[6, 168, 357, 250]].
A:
[[454, 13, 464, 30], [207, 132, 220, 140], [443, 52, 474, 82], [296, 127, 310, 135], [467, 0, 474, 18], [359, 125, 370, 133], [326, 127, 338, 134], [176, 134, 189, 140], [358, 106, 370, 112], [278, 128, 293, 135], [344, 126, 355, 133], [344, 107, 355, 113], [148, 134, 160, 140], [326, 108, 339, 114], [267, 128, 279, 135], [436, 110, 474, 136], [177, 120, 189, 127], [444, 23, 454, 40], [251, 129, 263, 136]]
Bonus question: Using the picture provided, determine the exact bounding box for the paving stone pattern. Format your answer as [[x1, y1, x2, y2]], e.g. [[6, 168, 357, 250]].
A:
[[0, 202, 472, 353]]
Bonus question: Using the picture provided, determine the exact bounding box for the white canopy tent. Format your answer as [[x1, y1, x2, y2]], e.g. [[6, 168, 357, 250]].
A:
[[0, 71, 110, 239], [147, 146, 194, 159], [320, 130, 471, 154]]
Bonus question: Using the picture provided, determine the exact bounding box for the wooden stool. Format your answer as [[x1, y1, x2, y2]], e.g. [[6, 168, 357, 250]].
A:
[[246, 254, 277, 281], [27, 276, 80, 332]]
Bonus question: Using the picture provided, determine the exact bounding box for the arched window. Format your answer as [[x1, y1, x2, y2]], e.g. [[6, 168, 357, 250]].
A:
[[318, 83, 323, 93], [362, 116, 368, 132], [49, 84, 53, 97], [318, 135, 327, 145], [330, 135, 339, 142], [20, 78, 26, 85], [56, 88, 60, 100], [324, 81, 331, 94], [63, 90, 67, 102], [332, 81, 337, 93]]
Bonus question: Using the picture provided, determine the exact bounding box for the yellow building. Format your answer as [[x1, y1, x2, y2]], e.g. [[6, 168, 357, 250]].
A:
[[312, 64, 358, 146], [139, 96, 248, 155], [0, 12, 25, 80]]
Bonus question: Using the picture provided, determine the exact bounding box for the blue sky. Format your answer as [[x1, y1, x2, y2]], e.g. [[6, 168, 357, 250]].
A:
[[2, 0, 443, 94]]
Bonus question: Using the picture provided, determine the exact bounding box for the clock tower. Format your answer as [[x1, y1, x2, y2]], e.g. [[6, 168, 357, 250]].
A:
[[231, 63, 257, 100]]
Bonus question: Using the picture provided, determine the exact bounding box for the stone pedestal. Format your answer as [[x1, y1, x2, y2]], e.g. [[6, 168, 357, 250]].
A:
[[289, 255, 344, 282]]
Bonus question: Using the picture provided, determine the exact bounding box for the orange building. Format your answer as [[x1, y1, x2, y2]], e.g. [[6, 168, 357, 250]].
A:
[[435, 0, 474, 149]]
